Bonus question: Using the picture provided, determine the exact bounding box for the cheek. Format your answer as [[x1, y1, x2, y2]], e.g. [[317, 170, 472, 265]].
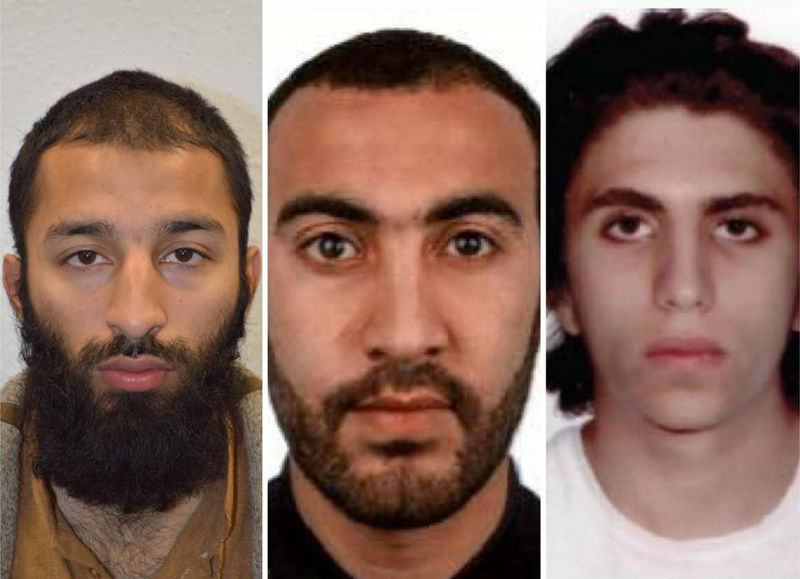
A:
[[268, 254, 370, 385], [26, 267, 102, 352], [569, 241, 652, 327], [437, 264, 536, 395]]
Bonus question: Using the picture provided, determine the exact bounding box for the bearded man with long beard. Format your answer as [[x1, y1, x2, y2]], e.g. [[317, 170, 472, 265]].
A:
[[268, 30, 541, 579], [1, 71, 262, 578]]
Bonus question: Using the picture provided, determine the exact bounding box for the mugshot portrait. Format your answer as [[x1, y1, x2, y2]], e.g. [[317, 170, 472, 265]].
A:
[[0, 1, 262, 577], [545, 6, 799, 579], [267, 5, 544, 578]]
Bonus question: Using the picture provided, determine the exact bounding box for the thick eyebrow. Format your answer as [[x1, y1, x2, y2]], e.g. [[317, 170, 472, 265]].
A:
[[276, 194, 377, 227], [424, 193, 522, 227], [705, 192, 784, 214], [44, 216, 226, 244], [583, 187, 665, 215], [156, 217, 226, 236], [45, 220, 116, 242]]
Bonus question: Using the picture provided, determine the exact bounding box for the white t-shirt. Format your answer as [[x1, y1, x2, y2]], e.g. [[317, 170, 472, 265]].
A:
[[547, 426, 800, 579]]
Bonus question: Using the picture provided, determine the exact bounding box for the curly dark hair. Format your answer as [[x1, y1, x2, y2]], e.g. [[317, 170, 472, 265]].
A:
[[546, 10, 799, 414]]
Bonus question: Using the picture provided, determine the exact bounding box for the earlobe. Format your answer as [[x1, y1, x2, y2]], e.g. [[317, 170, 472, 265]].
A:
[[3, 254, 24, 320], [552, 289, 581, 336], [244, 246, 262, 314]]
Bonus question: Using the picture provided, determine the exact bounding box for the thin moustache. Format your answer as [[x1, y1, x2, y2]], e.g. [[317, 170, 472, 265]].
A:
[[355, 390, 452, 411], [322, 360, 479, 431]]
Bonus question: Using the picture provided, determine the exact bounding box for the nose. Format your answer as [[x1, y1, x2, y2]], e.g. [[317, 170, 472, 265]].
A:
[[654, 228, 714, 313], [105, 252, 167, 340], [360, 254, 449, 362]]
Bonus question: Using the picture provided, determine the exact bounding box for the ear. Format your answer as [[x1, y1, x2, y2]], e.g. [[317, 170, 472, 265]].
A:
[[551, 287, 581, 336], [3, 254, 24, 320], [244, 246, 262, 315]]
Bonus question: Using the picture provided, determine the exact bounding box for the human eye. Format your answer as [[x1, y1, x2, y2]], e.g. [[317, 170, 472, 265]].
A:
[[713, 218, 763, 243], [64, 249, 112, 268], [300, 232, 360, 263], [602, 214, 654, 242], [442, 230, 498, 259], [161, 248, 208, 266]]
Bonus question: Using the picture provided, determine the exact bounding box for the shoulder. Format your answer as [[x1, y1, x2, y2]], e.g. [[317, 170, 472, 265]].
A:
[[546, 423, 585, 474], [1, 373, 26, 428]]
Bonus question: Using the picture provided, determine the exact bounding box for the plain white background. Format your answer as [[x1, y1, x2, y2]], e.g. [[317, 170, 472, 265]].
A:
[[265, 4, 548, 494], [0, 0, 263, 384]]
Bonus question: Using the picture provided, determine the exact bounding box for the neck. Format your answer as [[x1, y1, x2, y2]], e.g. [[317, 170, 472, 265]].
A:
[[291, 458, 510, 579], [54, 486, 202, 579], [585, 380, 799, 539]]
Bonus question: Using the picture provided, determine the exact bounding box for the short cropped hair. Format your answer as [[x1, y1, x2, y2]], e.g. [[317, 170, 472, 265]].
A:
[[546, 10, 799, 413], [9, 70, 252, 263], [268, 29, 539, 150]]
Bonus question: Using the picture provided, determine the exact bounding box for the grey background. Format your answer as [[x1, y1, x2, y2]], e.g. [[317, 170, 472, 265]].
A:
[[1, 0, 262, 383]]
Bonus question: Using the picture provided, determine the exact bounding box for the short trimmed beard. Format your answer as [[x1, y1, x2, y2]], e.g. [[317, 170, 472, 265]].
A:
[[19, 285, 249, 514], [268, 317, 537, 529]]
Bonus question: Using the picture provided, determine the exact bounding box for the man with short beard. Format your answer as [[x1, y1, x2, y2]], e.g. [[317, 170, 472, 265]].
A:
[[1, 71, 262, 578], [268, 30, 541, 578]]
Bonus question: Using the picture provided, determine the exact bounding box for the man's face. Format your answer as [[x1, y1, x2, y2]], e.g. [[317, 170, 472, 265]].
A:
[[16, 144, 245, 375], [268, 85, 538, 527], [558, 106, 798, 431], [2, 143, 260, 511]]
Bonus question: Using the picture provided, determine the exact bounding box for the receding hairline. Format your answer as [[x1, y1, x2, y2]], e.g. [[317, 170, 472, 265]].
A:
[[25, 140, 237, 234], [269, 81, 540, 153]]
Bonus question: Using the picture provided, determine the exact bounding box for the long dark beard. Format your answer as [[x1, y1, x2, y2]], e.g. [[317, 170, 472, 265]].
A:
[[19, 291, 249, 514], [268, 314, 538, 529]]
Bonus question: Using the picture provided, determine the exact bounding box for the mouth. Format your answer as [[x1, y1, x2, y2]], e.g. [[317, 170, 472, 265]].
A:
[[349, 390, 454, 434], [96, 356, 173, 392], [645, 337, 727, 366], [354, 391, 451, 413]]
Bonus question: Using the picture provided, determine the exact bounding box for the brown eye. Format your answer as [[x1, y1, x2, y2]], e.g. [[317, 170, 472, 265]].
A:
[[444, 231, 496, 258], [714, 219, 761, 242], [604, 215, 654, 241], [162, 248, 206, 265], [66, 250, 111, 268], [78, 250, 97, 264], [302, 233, 358, 261], [175, 248, 194, 262]]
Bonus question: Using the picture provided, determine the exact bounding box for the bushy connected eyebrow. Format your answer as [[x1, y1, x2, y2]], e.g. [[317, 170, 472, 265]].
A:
[[584, 187, 786, 216], [45, 220, 116, 241], [424, 193, 522, 227], [705, 192, 784, 214], [157, 217, 225, 236], [583, 188, 664, 215], [276, 194, 376, 227], [45, 216, 225, 242], [276, 191, 522, 230]]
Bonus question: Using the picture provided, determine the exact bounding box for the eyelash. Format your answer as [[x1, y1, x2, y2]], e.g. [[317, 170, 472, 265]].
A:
[[600, 214, 767, 244], [296, 228, 502, 266], [63, 248, 209, 270], [439, 229, 500, 259]]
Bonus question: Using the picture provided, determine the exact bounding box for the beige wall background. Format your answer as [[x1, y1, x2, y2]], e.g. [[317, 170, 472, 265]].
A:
[[0, 0, 262, 382]]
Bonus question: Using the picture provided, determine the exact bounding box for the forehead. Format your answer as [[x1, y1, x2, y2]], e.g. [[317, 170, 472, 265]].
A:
[[29, 143, 237, 237], [568, 106, 796, 210], [268, 85, 537, 219]]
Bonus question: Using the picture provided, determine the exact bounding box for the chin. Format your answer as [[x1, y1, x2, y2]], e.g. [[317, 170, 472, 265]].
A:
[[640, 390, 739, 433]]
